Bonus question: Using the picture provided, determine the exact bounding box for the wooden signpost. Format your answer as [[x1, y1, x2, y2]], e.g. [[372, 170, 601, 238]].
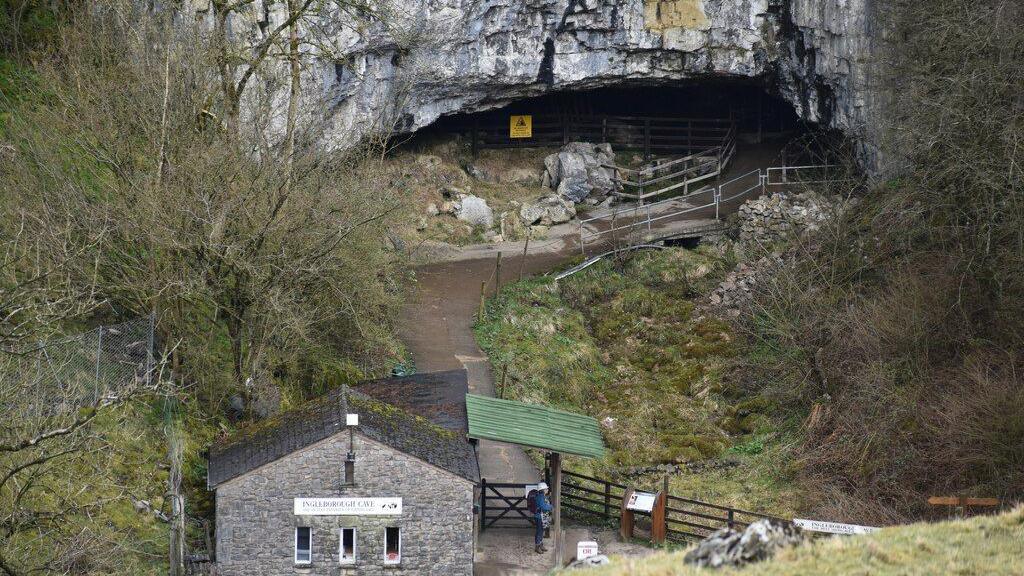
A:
[[620, 487, 665, 544], [928, 496, 999, 517]]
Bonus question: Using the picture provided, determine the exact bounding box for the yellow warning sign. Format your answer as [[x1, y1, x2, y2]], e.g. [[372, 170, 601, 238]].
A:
[[509, 115, 532, 138]]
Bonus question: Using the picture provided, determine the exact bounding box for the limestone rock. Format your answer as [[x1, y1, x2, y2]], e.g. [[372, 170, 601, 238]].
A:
[[683, 519, 804, 569], [455, 194, 493, 228], [544, 142, 618, 203], [519, 195, 577, 226]]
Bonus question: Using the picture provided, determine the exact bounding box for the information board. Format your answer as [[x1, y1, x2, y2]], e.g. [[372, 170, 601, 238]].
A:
[[510, 115, 532, 138], [625, 491, 656, 512]]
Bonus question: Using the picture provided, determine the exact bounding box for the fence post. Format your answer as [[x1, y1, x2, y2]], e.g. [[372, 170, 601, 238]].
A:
[[95, 326, 103, 399], [603, 481, 611, 520], [146, 311, 156, 385], [727, 508, 735, 530], [715, 189, 720, 220], [579, 222, 586, 257], [643, 118, 651, 159], [480, 478, 487, 533], [494, 252, 502, 296], [519, 230, 531, 281], [479, 281, 486, 319]]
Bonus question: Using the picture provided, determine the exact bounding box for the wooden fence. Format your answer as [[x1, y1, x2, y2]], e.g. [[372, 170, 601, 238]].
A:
[[558, 468, 781, 543], [446, 114, 735, 158]]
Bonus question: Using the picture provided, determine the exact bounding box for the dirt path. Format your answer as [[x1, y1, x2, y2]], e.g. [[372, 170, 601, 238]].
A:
[[396, 140, 786, 573], [397, 140, 786, 482]]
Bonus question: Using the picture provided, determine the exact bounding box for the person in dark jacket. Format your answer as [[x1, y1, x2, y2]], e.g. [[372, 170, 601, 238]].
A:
[[531, 482, 552, 553]]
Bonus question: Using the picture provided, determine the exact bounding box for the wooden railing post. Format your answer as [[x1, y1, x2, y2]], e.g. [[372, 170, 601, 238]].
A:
[[494, 252, 502, 296], [727, 508, 735, 529], [603, 481, 611, 520], [643, 118, 651, 159]]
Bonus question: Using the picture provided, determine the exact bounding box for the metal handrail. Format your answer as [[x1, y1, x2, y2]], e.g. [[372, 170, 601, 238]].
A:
[[576, 163, 853, 257]]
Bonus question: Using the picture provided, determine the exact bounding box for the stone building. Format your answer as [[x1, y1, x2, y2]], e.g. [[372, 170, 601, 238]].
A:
[[208, 370, 479, 575]]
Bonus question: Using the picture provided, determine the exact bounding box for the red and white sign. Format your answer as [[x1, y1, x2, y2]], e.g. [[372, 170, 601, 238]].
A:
[[577, 541, 599, 560]]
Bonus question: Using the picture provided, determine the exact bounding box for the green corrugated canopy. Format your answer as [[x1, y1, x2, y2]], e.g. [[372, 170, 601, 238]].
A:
[[465, 394, 605, 459]]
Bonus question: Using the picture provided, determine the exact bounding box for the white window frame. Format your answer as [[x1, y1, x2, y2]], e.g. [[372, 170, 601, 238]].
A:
[[383, 526, 401, 565], [295, 526, 312, 565], [339, 527, 356, 565]]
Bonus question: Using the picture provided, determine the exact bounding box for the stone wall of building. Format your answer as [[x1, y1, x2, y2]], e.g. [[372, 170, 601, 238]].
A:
[[215, 432, 475, 576]]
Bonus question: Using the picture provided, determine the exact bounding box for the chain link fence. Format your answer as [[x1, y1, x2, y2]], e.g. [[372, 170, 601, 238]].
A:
[[2, 315, 156, 417]]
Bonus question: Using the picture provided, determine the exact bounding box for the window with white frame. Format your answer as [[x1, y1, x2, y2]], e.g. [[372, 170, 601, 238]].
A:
[[384, 526, 401, 564], [295, 526, 312, 565], [339, 527, 356, 564]]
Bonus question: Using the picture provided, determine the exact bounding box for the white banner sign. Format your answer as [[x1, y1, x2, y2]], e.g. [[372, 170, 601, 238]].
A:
[[625, 491, 657, 513], [294, 498, 402, 516], [793, 518, 879, 535]]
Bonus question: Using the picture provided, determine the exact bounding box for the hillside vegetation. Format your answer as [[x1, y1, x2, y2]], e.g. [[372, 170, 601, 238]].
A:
[[1, 2, 411, 573], [475, 247, 801, 515], [582, 506, 1024, 576]]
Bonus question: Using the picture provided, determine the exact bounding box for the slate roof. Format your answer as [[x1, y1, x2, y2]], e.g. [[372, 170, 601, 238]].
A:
[[354, 369, 469, 432], [207, 374, 480, 488]]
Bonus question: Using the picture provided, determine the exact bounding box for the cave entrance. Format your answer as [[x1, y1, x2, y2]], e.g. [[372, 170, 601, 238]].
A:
[[426, 81, 802, 159]]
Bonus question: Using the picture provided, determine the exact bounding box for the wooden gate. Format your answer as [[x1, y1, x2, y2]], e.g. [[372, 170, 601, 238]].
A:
[[479, 479, 536, 531]]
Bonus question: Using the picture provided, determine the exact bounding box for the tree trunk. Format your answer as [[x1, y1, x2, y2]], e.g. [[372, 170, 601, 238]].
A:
[[283, 0, 301, 194]]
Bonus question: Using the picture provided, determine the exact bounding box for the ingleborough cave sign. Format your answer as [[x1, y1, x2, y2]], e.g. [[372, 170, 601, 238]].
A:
[[294, 497, 403, 516]]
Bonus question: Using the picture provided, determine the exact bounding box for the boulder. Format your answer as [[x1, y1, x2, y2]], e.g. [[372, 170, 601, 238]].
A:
[[425, 202, 439, 216], [683, 519, 804, 569], [519, 195, 576, 226], [543, 141, 618, 203], [519, 202, 548, 226], [455, 195, 494, 228]]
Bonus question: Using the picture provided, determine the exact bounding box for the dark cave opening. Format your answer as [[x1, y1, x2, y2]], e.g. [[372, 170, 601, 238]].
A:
[[418, 80, 809, 157]]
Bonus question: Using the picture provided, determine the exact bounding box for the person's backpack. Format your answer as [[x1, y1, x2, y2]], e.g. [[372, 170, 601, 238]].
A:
[[526, 489, 539, 514]]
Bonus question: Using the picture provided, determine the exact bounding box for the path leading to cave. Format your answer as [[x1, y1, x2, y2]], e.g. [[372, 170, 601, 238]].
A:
[[396, 142, 783, 572], [398, 142, 782, 480]]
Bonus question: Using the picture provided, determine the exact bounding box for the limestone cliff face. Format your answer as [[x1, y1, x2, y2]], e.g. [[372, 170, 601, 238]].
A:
[[236, 0, 877, 164]]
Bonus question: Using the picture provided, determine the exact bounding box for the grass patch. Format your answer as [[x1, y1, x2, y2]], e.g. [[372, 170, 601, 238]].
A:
[[580, 506, 1024, 575], [475, 247, 798, 512]]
